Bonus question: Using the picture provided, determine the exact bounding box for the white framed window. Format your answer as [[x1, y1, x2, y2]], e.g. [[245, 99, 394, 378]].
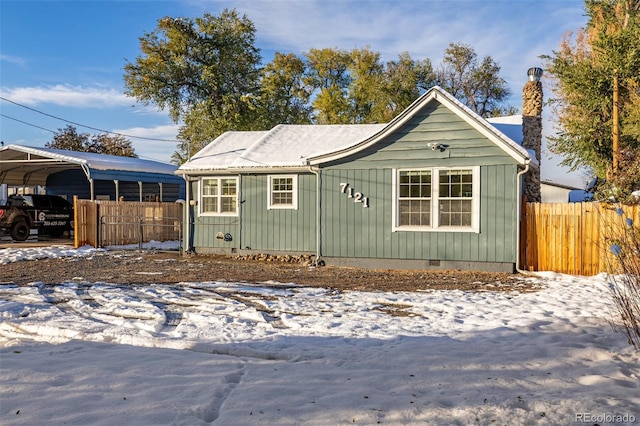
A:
[[393, 166, 480, 232], [267, 175, 298, 210], [199, 177, 238, 216], [398, 170, 432, 227]]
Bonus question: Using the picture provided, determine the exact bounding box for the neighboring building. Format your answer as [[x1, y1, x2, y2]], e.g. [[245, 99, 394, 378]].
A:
[[177, 85, 538, 273], [541, 181, 589, 203], [0, 145, 185, 202]]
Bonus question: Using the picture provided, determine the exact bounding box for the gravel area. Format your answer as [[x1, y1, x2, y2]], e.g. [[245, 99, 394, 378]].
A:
[[0, 250, 539, 292]]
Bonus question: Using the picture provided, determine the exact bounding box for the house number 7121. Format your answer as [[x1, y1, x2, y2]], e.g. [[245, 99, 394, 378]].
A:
[[339, 182, 369, 208]]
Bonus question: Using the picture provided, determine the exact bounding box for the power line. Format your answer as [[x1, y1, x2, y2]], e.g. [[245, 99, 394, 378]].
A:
[[0, 113, 56, 134], [0, 96, 181, 143], [0, 113, 175, 163]]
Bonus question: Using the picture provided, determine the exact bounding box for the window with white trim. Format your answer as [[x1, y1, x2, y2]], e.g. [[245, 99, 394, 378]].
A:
[[268, 175, 298, 209], [398, 170, 432, 226], [200, 177, 238, 216], [438, 169, 473, 227], [394, 167, 480, 232]]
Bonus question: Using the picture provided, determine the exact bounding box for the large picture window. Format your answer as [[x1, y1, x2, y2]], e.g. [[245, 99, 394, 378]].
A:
[[200, 177, 238, 216], [268, 175, 298, 210], [394, 167, 479, 232]]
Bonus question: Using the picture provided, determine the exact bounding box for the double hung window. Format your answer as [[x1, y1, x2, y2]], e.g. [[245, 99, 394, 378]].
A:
[[398, 170, 432, 226], [200, 177, 238, 215], [394, 167, 479, 232], [268, 175, 298, 209], [438, 169, 474, 227]]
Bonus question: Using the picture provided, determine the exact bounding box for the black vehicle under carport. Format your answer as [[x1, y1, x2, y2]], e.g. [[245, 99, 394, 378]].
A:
[[0, 194, 73, 241]]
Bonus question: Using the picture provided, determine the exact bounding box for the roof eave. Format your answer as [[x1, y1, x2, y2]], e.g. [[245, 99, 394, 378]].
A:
[[4, 144, 88, 166], [176, 165, 311, 176]]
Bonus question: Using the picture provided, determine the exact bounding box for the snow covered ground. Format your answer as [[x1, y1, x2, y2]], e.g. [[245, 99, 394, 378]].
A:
[[1, 246, 639, 425]]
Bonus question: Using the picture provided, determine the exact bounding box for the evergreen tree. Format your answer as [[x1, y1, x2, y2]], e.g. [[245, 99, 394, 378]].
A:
[[543, 0, 640, 179]]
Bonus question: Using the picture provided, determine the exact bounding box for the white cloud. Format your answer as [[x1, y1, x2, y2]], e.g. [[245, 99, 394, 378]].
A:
[[114, 124, 181, 163], [0, 54, 27, 66], [238, 1, 444, 59], [114, 123, 179, 139], [224, 0, 587, 103], [1, 84, 132, 108], [131, 142, 178, 163]]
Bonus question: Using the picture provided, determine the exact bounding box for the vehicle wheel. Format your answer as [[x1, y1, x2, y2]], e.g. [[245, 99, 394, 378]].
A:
[[10, 221, 30, 241]]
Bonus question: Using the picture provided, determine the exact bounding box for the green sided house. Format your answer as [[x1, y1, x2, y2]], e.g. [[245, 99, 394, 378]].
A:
[[176, 86, 538, 272]]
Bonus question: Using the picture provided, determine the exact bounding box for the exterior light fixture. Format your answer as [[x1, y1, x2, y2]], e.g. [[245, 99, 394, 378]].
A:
[[428, 143, 449, 152]]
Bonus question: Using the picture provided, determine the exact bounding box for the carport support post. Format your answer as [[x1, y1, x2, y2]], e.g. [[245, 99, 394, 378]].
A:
[[138, 181, 142, 202], [158, 182, 163, 202], [114, 180, 119, 201], [89, 178, 95, 201]]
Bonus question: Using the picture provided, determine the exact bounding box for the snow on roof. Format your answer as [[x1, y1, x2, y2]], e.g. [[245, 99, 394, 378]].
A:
[[233, 124, 387, 168], [486, 115, 523, 144], [541, 180, 581, 191], [179, 124, 387, 172], [178, 131, 269, 172], [3, 144, 178, 175], [179, 87, 534, 173]]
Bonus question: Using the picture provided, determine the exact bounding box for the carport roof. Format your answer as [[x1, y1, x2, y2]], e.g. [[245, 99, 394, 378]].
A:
[[0, 144, 179, 186]]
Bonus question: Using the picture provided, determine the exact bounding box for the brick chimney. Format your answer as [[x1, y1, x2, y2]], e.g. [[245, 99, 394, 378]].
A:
[[522, 67, 543, 203]]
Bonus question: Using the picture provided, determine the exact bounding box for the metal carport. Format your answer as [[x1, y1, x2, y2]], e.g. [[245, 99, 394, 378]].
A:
[[0, 144, 184, 201]]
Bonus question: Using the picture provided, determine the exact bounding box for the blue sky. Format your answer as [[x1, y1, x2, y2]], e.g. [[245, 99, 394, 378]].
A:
[[1, 0, 589, 185]]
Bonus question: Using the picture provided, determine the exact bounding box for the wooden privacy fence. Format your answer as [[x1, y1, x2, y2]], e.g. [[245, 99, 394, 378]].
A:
[[522, 202, 640, 275], [74, 198, 183, 249]]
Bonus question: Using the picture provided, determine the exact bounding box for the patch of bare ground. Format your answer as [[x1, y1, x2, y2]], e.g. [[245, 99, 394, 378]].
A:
[[0, 250, 541, 292]]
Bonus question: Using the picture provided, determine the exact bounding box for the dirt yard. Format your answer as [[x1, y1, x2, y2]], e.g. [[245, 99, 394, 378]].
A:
[[0, 250, 540, 292]]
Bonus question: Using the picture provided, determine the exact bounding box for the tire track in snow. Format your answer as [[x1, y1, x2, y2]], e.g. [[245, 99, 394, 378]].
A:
[[36, 284, 111, 325], [6, 282, 304, 344], [215, 290, 289, 329], [146, 301, 183, 332]]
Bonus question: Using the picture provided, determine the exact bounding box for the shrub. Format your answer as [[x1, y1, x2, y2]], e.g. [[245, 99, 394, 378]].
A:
[[594, 148, 640, 205], [603, 206, 640, 348]]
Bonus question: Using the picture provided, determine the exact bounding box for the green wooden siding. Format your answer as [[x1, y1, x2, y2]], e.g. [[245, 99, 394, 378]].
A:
[[321, 169, 393, 259], [189, 98, 523, 265], [326, 102, 517, 169], [321, 165, 519, 263], [190, 174, 317, 252], [319, 99, 521, 264], [188, 180, 240, 250], [240, 174, 316, 252]]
